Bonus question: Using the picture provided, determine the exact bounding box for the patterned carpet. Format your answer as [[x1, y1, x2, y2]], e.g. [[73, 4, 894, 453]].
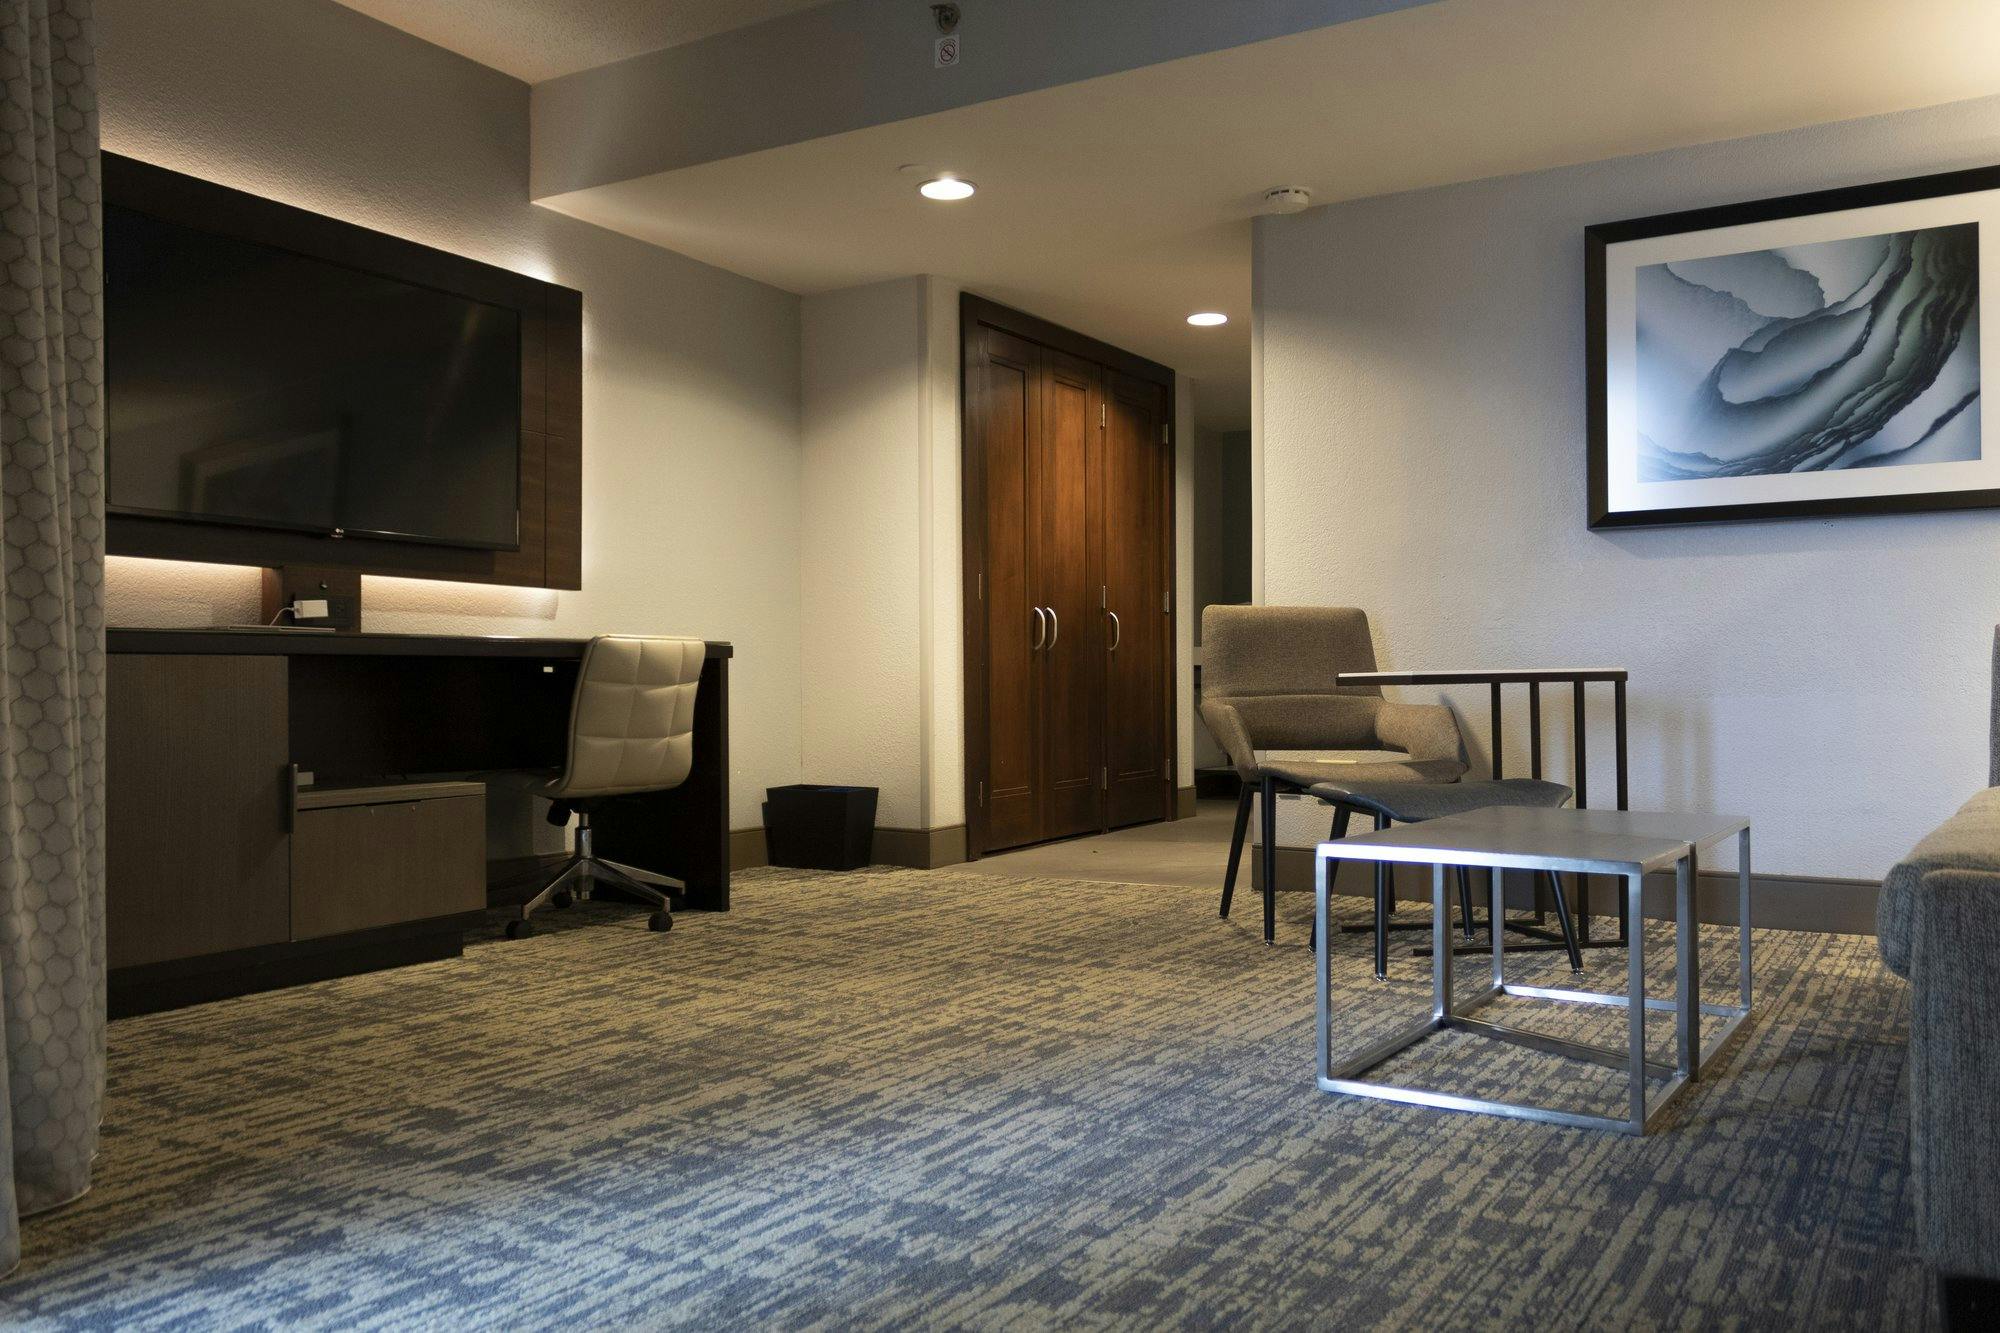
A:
[[3, 867, 1927, 1329]]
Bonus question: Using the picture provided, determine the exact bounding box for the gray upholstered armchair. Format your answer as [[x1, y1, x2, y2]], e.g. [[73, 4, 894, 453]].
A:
[[1877, 629, 2000, 1321], [1200, 605, 1467, 942]]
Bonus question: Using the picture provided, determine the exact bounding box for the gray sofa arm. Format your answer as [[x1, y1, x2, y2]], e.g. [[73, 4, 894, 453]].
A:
[[1894, 862, 2000, 1282], [1879, 787, 2000, 976]]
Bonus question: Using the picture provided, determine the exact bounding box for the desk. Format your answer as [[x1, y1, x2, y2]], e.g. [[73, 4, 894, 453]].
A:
[[106, 628, 732, 1014]]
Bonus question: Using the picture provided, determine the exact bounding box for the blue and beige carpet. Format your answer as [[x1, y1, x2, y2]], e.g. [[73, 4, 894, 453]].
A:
[[3, 867, 1926, 1329]]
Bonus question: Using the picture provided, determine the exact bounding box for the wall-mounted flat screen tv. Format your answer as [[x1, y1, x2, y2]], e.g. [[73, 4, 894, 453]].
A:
[[106, 203, 522, 551]]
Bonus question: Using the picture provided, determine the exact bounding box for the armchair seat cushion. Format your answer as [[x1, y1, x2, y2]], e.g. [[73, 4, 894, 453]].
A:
[[1259, 753, 1466, 790], [1309, 776, 1571, 824]]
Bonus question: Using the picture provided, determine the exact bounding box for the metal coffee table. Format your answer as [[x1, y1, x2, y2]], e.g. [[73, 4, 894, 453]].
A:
[[1314, 806, 1753, 1135]]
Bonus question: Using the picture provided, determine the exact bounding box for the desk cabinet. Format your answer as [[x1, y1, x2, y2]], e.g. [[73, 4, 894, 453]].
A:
[[292, 786, 485, 939], [106, 628, 734, 1014], [107, 655, 291, 968]]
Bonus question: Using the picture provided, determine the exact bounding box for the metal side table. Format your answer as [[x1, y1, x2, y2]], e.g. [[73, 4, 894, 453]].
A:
[[1314, 806, 1753, 1135]]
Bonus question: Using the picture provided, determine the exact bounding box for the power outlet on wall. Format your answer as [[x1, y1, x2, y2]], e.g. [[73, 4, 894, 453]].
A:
[[261, 566, 362, 631], [294, 593, 353, 626]]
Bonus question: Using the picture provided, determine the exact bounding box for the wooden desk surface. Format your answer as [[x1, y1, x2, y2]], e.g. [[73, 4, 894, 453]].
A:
[[108, 627, 733, 659]]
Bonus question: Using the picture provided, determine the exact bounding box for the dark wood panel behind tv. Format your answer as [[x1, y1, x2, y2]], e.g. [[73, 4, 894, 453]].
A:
[[103, 154, 583, 591]]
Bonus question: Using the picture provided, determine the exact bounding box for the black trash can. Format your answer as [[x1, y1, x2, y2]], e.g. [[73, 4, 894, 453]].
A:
[[763, 784, 879, 870]]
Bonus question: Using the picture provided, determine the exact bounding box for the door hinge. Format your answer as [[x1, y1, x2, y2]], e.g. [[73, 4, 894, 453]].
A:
[[1101, 766, 1109, 790], [977, 570, 983, 601], [1100, 403, 1107, 428], [1161, 422, 1169, 445], [978, 780, 985, 806], [1163, 589, 1172, 614], [1100, 584, 1106, 609]]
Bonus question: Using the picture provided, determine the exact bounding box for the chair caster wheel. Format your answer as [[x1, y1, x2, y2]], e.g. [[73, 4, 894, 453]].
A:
[[552, 890, 574, 909], [648, 911, 673, 932], [506, 918, 534, 939]]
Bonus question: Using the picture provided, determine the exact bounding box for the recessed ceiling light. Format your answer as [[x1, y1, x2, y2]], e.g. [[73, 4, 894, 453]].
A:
[[1187, 312, 1228, 327], [919, 176, 975, 201]]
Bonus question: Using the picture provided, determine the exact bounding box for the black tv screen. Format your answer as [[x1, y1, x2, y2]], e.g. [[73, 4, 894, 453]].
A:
[[105, 203, 522, 550]]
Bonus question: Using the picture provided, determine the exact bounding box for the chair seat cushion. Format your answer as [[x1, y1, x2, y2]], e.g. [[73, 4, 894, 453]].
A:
[[1260, 756, 1466, 789], [1308, 777, 1573, 824]]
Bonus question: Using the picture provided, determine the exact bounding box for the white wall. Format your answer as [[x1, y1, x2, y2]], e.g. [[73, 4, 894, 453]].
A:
[[97, 0, 804, 838], [1255, 94, 2000, 881], [800, 278, 927, 826], [921, 279, 966, 830]]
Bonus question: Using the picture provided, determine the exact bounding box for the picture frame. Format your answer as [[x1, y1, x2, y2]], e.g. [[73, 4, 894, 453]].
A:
[[1586, 165, 1999, 528]]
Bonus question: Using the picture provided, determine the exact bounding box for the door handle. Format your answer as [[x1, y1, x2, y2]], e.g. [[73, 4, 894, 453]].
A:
[[1031, 605, 1047, 650], [1107, 609, 1121, 652], [1046, 606, 1059, 650]]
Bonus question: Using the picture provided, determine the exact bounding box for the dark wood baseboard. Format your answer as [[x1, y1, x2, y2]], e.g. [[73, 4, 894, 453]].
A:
[[730, 825, 769, 870], [1251, 844, 1882, 936], [1176, 786, 1197, 818], [873, 824, 969, 868], [733, 823, 969, 871], [108, 914, 479, 1018]]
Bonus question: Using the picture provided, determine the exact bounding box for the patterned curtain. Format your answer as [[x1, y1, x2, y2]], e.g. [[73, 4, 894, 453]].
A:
[[0, 0, 105, 1277]]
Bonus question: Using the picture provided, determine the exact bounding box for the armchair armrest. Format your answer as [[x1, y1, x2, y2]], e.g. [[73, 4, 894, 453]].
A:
[[1879, 787, 2000, 978], [1198, 697, 1258, 780], [1373, 700, 1466, 767]]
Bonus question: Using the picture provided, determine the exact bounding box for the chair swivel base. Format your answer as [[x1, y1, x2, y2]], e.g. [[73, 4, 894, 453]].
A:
[[505, 815, 681, 939]]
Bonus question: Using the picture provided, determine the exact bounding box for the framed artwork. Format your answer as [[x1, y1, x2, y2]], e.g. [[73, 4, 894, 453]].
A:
[[1586, 165, 1997, 528]]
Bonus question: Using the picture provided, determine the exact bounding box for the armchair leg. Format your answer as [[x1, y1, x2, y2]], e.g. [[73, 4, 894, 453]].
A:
[[1220, 783, 1253, 919], [1540, 871, 1586, 972], [1260, 775, 1279, 944], [1373, 813, 1391, 980], [1307, 806, 1352, 952]]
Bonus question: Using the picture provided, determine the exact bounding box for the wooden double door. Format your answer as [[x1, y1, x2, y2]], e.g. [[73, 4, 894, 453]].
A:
[[962, 297, 1175, 855]]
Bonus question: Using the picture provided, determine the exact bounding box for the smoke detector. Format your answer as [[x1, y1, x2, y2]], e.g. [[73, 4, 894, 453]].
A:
[[1263, 187, 1313, 215]]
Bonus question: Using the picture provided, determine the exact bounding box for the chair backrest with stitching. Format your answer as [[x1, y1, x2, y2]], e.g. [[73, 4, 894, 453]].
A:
[[1203, 605, 1383, 699], [549, 635, 705, 800], [1200, 605, 1386, 752]]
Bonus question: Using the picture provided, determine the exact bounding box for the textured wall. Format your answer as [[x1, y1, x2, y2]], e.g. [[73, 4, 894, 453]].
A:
[[96, 0, 804, 837], [799, 279, 927, 826], [1256, 94, 2000, 880]]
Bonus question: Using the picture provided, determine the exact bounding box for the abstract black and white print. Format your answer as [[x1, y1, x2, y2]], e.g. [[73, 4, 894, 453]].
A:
[[1634, 224, 1980, 480]]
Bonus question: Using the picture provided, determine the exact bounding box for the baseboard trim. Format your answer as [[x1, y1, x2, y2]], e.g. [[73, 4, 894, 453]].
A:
[[729, 826, 768, 870], [739, 823, 968, 870], [1251, 844, 1881, 936], [1176, 786, 1197, 818], [873, 824, 968, 869]]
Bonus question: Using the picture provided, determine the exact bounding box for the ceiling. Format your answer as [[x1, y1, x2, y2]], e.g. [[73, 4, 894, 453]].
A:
[[342, 0, 2000, 433], [330, 0, 834, 82], [538, 0, 2000, 432]]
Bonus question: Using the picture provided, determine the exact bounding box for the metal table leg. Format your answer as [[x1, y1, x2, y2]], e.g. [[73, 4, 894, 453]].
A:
[[1625, 870, 1646, 1130]]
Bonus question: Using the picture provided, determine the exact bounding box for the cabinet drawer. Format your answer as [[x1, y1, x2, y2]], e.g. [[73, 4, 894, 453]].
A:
[[291, 795, 485, 940]]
